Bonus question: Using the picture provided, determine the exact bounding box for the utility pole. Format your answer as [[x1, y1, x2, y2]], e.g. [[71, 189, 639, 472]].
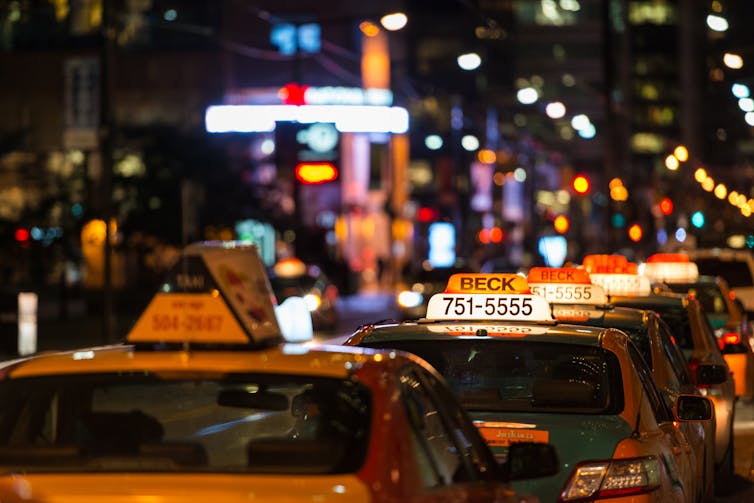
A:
[[99, 1, 115, 343]]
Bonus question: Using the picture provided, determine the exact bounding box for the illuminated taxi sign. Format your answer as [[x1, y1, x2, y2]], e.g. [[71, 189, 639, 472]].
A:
[[552, 306, 605, 323], [426, 293, 553, 322], [127, 241, 282, 346], [582, 254, 637, 274], [526, 267, 608, 305], [641, 253, 699, 283], [444, 273, 529, 294], [589, 273, 651, 296]]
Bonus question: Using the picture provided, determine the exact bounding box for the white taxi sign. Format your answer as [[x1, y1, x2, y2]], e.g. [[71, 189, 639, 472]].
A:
[[127, 241, 283, 346], [527, 267, 608, 305], [589, 273, 651, 296], [426, 293, 553, 322], [641, 253, 699, 283]]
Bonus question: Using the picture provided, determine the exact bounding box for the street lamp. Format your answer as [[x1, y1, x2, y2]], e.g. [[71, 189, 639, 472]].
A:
[[457, 52, 482, 71], [380, 12, 407, 31]]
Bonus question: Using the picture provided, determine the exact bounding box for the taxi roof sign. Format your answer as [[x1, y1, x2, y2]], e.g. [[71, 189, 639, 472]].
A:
[[641, 253, 699, 283], [444, 273, 529, 294], [527, 267, 591, 285], [582, 254, 638, 274], [127, 241, 283, 346], [589, 273, 652, 296], [432, 273, 552, 322], [527, 267, 608, 305]]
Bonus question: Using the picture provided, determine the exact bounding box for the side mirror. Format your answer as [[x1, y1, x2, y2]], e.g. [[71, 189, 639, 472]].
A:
[[506, 442, 559, 480], [674, 394, 713, 421], [697, 363, 727, 385]]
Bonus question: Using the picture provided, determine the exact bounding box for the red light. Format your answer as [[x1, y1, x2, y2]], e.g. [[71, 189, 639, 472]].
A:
[[659, 197, 674, 216], [489, 227, 503, 243], [278, 83, 308, 105], [14, 228, 29, 242], [417, 207, 438, 223], [572, 174, 590, 195], [295, 162, 338, 184], [478, 229, 490, 244], [723, 332, 741, 345]]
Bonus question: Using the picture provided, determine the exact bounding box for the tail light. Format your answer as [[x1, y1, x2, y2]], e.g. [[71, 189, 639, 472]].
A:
[[560, 456, 661, 501], [723, 332, 741, 345]]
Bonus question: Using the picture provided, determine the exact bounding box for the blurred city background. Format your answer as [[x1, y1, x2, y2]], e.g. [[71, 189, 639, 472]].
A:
[[1, 0, 754, 344]]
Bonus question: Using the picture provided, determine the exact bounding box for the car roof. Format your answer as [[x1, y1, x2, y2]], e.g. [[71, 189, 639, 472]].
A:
[[609, 292, 686, 309], [352, 320, 609, 347], [0, 343, 411, 380]]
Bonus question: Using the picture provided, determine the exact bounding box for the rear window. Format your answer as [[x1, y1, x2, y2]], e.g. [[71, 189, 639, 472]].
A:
[[0, 373, 370, 474], [363, 340, 623, 414], [665, 283, 728, 315], [693, 258, 754, 288]]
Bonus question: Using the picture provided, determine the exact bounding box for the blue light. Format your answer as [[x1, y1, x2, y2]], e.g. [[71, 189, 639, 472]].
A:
[[297, 23, 321, 53], [747, 235, 754, 249], [691, 211, 705, 229], [577, 123, 596, 139], [732, 83, 750, 99], [675, 228, 687, 242], [271, 24, 297, 55], [428, 222, 456, 268], [657, 228, 668, 245], [163, 9, 177, 22], [538, 236, 567, 267], [611, 213, 625, 228], [72, 203, 83, 218]]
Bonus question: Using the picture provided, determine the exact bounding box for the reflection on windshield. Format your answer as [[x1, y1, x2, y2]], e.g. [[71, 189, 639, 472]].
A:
[[0, 373, 370, 474], [367, 340, 622, 414]]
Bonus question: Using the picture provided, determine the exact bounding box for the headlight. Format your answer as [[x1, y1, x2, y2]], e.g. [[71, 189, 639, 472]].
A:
[[303, 293, 321, 312], [397, 290, 423, 308]]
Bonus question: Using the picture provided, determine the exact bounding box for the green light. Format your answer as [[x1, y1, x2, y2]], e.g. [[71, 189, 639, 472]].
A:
[[691, 211, 705, 228], [747, 235, 754, 249], [611, 213, 625, 228]]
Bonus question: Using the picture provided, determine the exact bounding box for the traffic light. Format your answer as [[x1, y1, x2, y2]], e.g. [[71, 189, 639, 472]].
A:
[[572, 174, 590, 195], [659, 197, 673, 216]]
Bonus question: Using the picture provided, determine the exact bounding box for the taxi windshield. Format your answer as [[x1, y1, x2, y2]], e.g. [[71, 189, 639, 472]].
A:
[[0, 373, 370, 474], [365, 340, 623, 414]]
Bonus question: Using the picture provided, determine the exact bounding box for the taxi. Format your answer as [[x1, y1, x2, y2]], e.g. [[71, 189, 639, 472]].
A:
[[527, 266, 715, 501], [583, 254, 736, 489], [345, 272, 713, 502], [0, 242, 543, 503], [645, 254, 754, 401]]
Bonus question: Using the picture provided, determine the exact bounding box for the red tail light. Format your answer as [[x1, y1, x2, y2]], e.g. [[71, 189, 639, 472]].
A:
[[688, 356, 710, 389], [723, 332, 741, 345]]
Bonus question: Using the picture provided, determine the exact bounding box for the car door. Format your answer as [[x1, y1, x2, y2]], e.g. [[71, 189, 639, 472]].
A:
[[398, 366, 518, 503], [628, 343, 698, 501]]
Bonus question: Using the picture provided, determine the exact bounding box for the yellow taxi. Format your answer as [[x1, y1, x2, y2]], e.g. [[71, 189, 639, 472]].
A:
[[583, 254, 737, 490], [527, 266, 716, 501], [0, 242, 545, 503], [345, 272, 713, 502]]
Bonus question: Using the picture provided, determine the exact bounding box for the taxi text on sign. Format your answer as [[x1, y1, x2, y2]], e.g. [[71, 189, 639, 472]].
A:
[[128, 242, 282, 345]]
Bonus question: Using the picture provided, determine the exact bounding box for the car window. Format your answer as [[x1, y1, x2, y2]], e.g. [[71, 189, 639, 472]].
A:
[[415, 367, 498, 480], [627, 344, 674, 424], [400, 369, 470, 487], [0, 373, 371, 474], [693, 258, 754, 288], [370, 340, 623, 414], [666, 282, 728, 315], [656, 317, 692, 386]]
